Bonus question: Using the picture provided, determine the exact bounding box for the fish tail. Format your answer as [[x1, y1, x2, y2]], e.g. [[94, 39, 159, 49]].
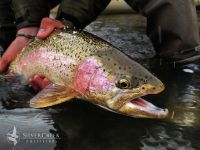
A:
[[0, 74, 34, 108], [0, 73, 26, 87]]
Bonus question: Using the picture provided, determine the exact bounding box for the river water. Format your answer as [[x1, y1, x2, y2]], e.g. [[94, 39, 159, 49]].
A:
[[0, 14, 200, 150]]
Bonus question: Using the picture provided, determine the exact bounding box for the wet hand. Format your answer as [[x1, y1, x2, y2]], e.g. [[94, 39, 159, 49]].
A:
[[32, 18, 67, 90], [37, 17, 65, 39], [0, 27, 39, 73], [29, 75, 52, 91], [30, 18, 74, 90]]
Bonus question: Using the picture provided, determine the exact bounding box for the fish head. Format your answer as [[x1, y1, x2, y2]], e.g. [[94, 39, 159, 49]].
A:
[[74, 50, 168, 119]]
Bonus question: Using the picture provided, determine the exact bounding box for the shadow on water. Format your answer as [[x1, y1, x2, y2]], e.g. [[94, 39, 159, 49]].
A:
[[0, 14, 200, 149]]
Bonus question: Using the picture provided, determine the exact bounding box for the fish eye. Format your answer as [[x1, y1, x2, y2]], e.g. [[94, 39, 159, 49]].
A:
[[117, 79, 131, 89]]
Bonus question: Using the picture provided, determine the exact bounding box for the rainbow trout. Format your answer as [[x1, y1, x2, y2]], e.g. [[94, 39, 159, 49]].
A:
[[9, 29, 168, 119]]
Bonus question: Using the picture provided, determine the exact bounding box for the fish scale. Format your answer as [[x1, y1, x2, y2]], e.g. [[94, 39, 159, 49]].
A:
[[10, 30, 116, 81]]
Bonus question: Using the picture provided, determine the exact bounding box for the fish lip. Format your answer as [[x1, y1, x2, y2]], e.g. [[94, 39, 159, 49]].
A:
[[121, 97, 169, 119], [113, 89, 168, 119]]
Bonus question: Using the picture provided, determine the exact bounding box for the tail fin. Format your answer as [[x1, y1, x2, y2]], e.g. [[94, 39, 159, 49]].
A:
[[0, 74, 34, 108]]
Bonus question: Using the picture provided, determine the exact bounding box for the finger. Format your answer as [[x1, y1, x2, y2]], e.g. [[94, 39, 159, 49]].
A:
[[40, 17, 64, 29], [37, 17, 64, 39], [29, 75, 51, 90], [29, 75, 45, 91], [41, 78, 52, 88], [33, 75, 45, 90], [0, 58, 8, 73], [35, 76, 51, 89], [0, 38, 31, 73], [29, 78, 40, 91], [3, 38, 31, 62], [37, 27, 54, 39], [34, 74, 45, 80]]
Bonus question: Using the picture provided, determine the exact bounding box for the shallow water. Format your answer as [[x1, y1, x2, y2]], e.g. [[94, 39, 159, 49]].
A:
[[0, 14, 200, 150]]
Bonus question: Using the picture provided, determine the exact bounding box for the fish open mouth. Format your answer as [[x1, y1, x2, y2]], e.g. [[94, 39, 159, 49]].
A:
[[119, 97, 169, 119]]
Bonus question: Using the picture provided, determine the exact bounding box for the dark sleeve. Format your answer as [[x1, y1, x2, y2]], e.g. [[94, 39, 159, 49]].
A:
[[11, 0, 51, 29], [0, 0, 16, 50], [57, 0, 111, 29]]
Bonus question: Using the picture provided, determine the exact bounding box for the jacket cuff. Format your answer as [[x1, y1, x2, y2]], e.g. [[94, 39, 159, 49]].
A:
[[12, 1, 50, 29]]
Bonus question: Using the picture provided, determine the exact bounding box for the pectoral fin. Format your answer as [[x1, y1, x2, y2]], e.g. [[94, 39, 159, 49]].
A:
[[30, 84, 80, 108]]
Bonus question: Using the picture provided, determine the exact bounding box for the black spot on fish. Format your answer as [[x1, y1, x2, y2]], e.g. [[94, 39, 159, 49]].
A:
[[144, 79, 148, 83]]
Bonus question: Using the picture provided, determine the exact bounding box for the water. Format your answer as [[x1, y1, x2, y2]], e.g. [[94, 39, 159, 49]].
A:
[[0, 14, 200, 150]]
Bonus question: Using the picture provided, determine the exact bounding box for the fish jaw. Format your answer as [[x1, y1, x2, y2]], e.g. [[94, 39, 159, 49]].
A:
[[106, 82, 165, 109], [114, 77, 168, 119], [84, 82, 168, 119], [97, 92, 169, 119], [104, 92, 168, 119], [104, 83, 168, 119], [119, 97, 168, 119]]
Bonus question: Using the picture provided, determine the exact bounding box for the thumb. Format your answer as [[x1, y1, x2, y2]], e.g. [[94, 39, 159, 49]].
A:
[[37, 27, 54, 39], [37, 17, 64, 39]]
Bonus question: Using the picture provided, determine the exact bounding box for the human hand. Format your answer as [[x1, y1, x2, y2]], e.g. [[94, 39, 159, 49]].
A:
[[28, 18, 66, 90], [37, 17, 65, 39], [0, 18, 72, 90], [0, 27, 49, 90], [0, 27, 38, 73], [29, 75, 52, 91], [29, 17, 75, 90]]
